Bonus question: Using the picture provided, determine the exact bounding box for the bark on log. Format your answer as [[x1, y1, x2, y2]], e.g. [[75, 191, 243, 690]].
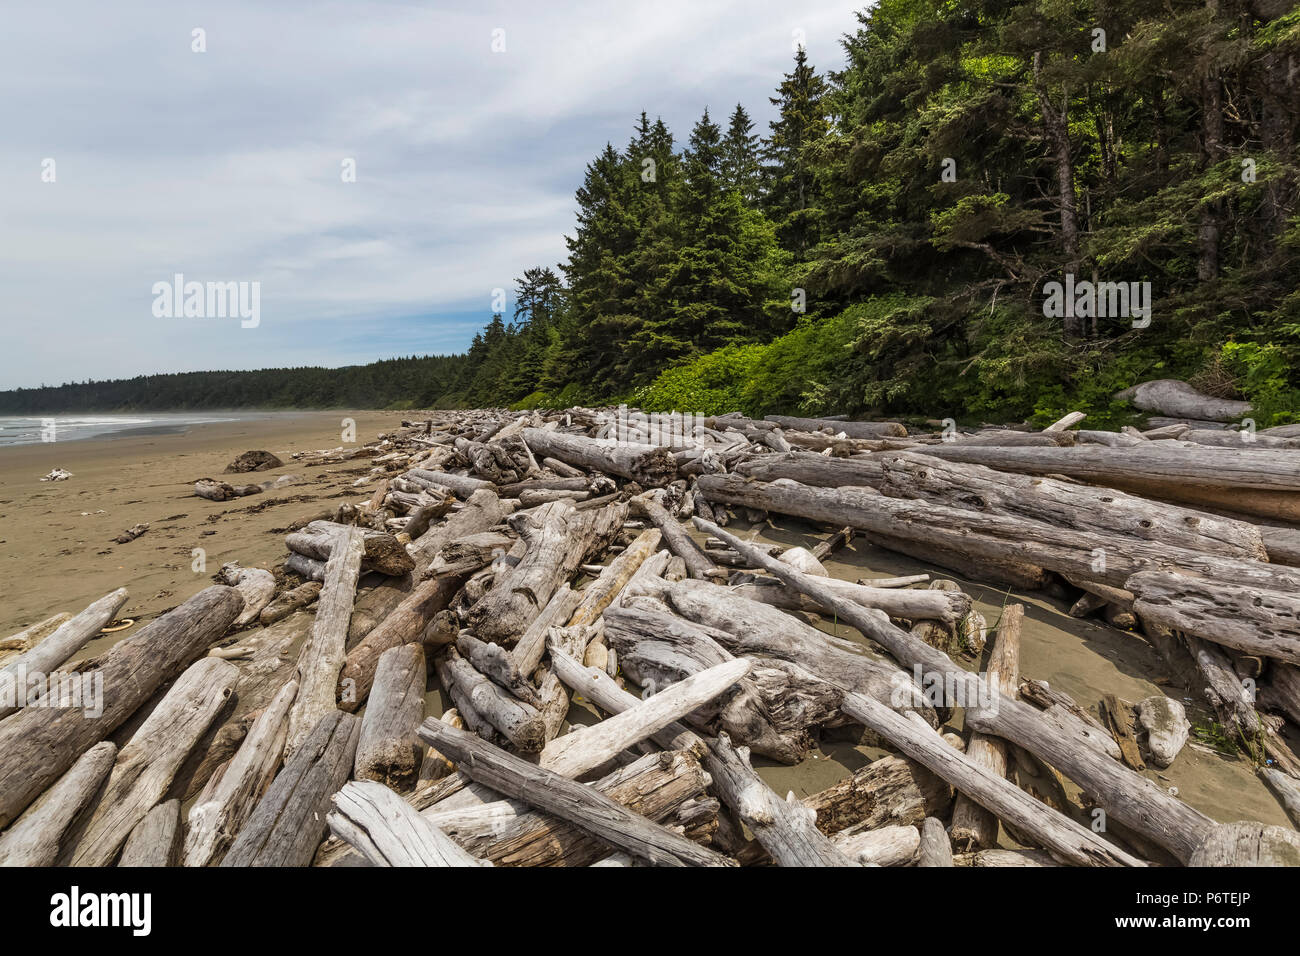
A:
[[69, 657, 239, 866], [221, 710, 360, 867], [0, 585, 243, 829], [0, 742, 115, 866], [354, 644, 426, 790], [183, 679, 297, 867], [287, 526, 365, 756], [416, 719, 733, 866], [522, 428, 677, 487]]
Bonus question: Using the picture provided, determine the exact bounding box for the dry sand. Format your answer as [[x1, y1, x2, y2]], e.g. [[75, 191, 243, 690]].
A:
[[1, 409, 1289, 839]]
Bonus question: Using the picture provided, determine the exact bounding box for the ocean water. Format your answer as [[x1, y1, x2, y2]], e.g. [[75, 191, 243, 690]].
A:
[[0, 414, 239, 447]]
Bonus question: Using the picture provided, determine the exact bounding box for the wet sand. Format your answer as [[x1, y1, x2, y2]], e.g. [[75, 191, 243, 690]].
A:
[[1, 412, 1290, 837], [0, 410, 410, 649]]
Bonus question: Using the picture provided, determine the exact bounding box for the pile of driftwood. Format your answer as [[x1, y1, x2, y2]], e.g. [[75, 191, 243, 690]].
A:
[[3, 386, 1300, 868]]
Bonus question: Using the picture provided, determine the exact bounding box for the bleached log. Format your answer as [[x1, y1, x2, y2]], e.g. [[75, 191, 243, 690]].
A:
[[259, 580, 321, 626], [1044, 411, 1086, 432], [466, 500, 628, 644], [217, 564, 276, 626], [118, 800, 181, 867], [69, 657, 239, 866], [328, 781, 489, 867], [764, 415, 907, 438], [707, 732, 857, 866], [405, 468, 495, 498], [833, 824, 920, 866], [355, 645, 426, 790], [183, 679, 297, 867], [635, 494, 715, 580], [918, 817, 954, 867], [0, 612, 72, 665], [1261, 768, 1300, 827], [408, 489, 513, 567], [522, 428, 677, 487], [1115, 379, 1251, 421], [415, 719, 732, 866], [0, 742, 115, 866], [949, 603, 1023, 850], [287, 526, 365, 757], [696, 517, 1211, 863], [508, 585, 583, 681], [286, 521, 415, 577], [436, 648, 545, 752], [731, 576, 969, 625], [0, 588, 128, 720], [0, 585, 243, 829], [222, 710, 361, 867], [339, 569, 468, 712], [1188, 821, 1300, 866], [539, 657, 749, 777], [568, 527, 663, 626]]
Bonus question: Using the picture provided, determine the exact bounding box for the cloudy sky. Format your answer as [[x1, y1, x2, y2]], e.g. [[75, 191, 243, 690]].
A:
[[0, 0, 866, 390]]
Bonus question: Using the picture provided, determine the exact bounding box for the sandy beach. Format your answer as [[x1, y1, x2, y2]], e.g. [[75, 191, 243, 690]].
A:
[[0, 410, 409, 646], [0, 408, 1291, 835]]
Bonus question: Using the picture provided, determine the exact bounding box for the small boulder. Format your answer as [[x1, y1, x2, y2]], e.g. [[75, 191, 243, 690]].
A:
[[225, 450, 283, 474], [1136, 695, 1190, 768]]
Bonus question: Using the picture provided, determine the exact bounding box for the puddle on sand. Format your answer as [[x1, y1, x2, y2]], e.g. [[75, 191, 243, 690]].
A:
[[736, 518, 1294, 832]]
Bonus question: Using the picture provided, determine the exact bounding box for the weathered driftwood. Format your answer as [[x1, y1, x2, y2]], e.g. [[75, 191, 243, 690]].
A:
[[418, 750, 715, 867], [635, 494, 715, 580], [905, 443, 1300, 521], [0, 612, 72, 664], [195, 478, 262, 501], [697, 473, 1300, 594], [436, 647, 545, 752], [655, 578, 932, 721], [764, 415, 907, 438], [0, 742, 115, 866], [217, 563, 276, 627], [732, 576, 969, 625], [0, 587, 128, 720], [118, 800, 181, 867], [833, 824, 920, 865], [339, 570, 468, 712], [69, 657, 239, 866], [1261, 768, 1300, 827], [222, 710, 360, 867], [328, 781, 489, 867], [184, 679, 297, 867], [878, 452, 1266, 559], [509, 585, 583, 681], [1187, 821, 1300, 865], [1116, 379, 1251, 422], [259, 580, 321, 626], [1129, 569, 1300, 665], [522, 428, 677, 487], [407, 488, 513, 568], [918, 817, 954, 867], [416, 719, 732, 866], [286, 521, 415, 577], [843, 692, 1141, 866], [568, 527, 663, 626], [354, 644, 426, 790], [705, 733, 857, 866], [0, 585, 243, 829], [287, 526, 365, 756], [467, 500, 627, 644], [405, 468, 495, 498], [697, 518, 1214, 863], [1261, 662, 1300, 726], [604, 602, 840, 763], [539, 656, 749, 777], [949, 603, 1023, 850]]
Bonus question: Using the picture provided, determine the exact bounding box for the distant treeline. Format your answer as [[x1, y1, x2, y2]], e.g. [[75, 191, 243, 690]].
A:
[[5, 1, 1299, 426], [0, 355, 468, 413]]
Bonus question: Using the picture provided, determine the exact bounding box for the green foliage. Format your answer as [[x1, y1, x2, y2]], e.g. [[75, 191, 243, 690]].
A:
[[1219, 342, 1300, 427]]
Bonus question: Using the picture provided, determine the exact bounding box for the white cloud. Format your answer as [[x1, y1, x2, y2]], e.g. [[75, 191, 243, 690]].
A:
[[0, 0, 866, 388]]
